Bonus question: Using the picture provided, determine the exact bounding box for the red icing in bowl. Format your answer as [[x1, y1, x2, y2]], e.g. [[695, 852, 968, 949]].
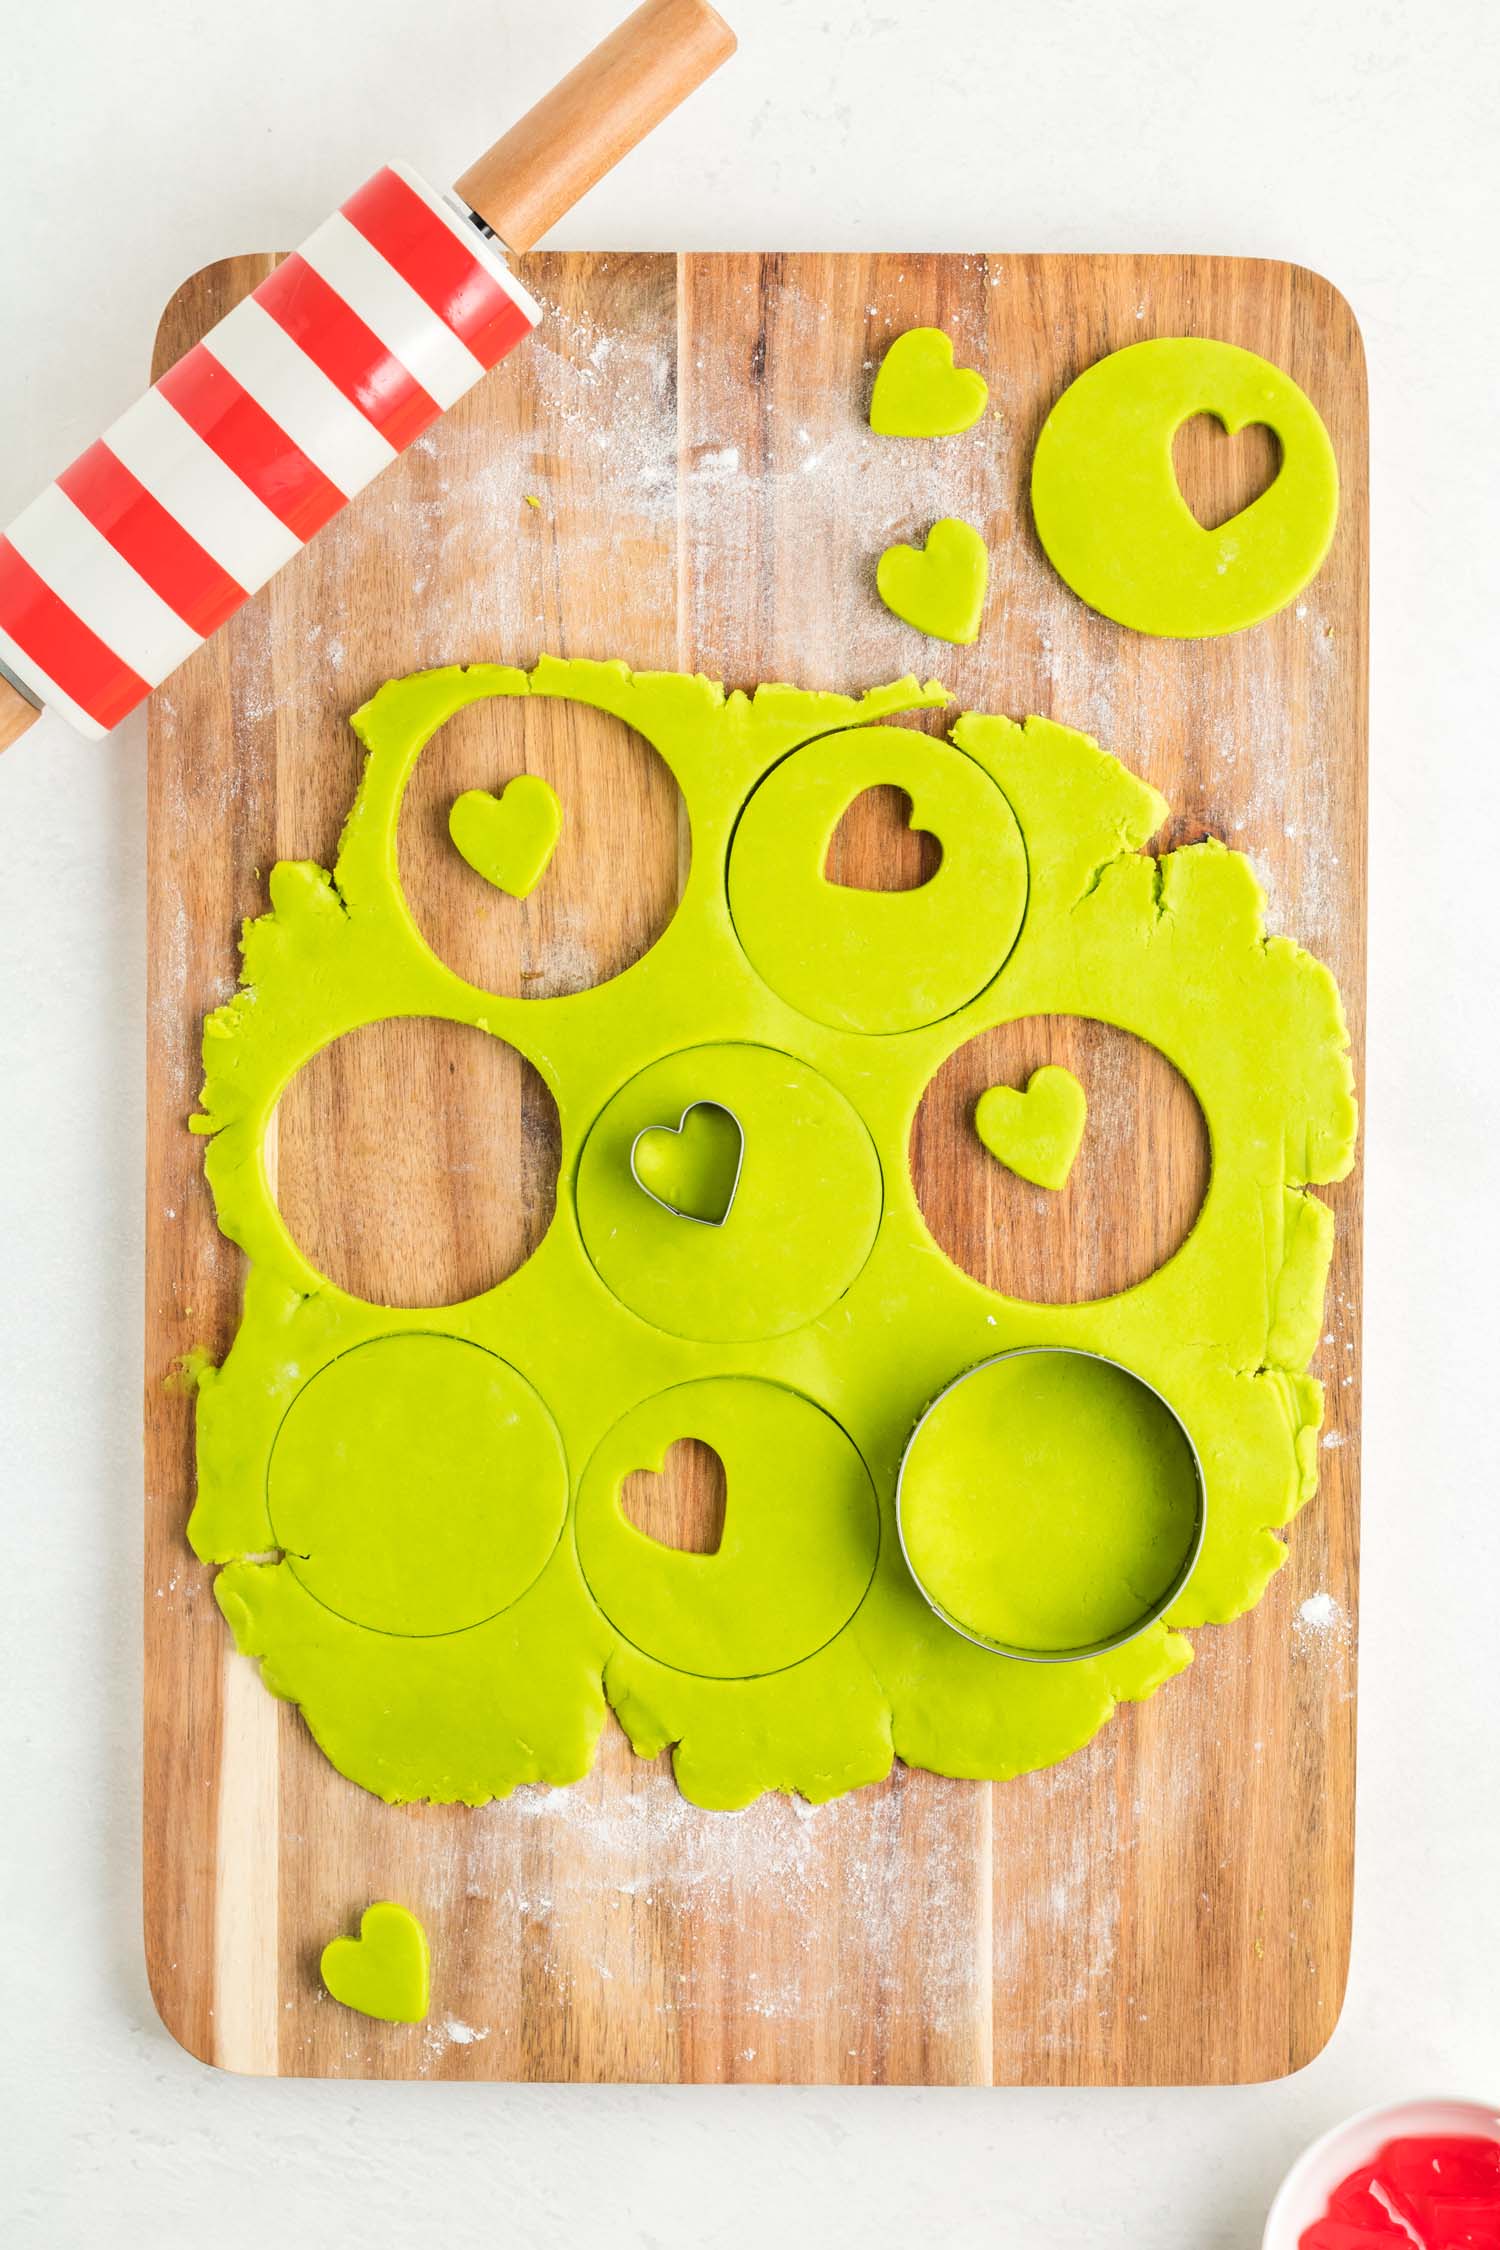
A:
[[1299, 2137, 1500, 2250]]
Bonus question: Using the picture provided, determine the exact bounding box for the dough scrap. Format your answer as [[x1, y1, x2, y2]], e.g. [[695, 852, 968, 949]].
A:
[[189, 658, 1356, 1811]]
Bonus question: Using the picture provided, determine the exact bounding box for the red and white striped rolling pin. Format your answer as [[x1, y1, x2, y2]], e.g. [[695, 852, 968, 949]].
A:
[[0, 0, 735, 752]]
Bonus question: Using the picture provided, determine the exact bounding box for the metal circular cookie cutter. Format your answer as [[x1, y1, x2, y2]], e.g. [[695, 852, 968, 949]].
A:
[[894, 1345, 1207, 1664]]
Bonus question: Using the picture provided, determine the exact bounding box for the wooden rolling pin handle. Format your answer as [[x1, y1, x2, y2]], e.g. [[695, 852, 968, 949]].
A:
[[456, 0, 736, 253], [0, 676, 42, 752]]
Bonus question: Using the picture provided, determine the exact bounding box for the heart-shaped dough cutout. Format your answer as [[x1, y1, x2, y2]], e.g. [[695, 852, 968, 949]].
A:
[[630, 1101, 744, 1227], [877, 518, 989, 645], [974, 1065, 1087, 1192], [320, 1901, 429, 2024], [870, 327, 989, 437], [449, 773, 562, 899]]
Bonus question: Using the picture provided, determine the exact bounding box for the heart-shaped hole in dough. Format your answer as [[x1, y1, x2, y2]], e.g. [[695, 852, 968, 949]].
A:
[[621, 1438, 728, 1555], [1172, 413, 1283, 532], [824, 784, 943, 893]]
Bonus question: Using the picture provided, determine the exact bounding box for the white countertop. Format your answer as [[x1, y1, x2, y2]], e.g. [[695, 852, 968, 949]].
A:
[[3, 0, 1497, 2241]]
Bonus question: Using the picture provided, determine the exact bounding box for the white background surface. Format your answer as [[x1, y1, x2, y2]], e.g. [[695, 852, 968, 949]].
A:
[[2, 1, 1497, 2242]]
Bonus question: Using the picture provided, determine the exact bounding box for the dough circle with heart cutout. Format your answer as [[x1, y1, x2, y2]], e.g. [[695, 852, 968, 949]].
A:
[[576, 1041, 884, 1342], [267, 1333, 568, 1635], [575, 1377, 880, 1678], [727, 726, 1027, 1033], [1030, 335, 1339, 637]]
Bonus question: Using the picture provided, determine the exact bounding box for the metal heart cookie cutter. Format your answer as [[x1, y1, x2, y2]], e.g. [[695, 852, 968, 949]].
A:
[[628, 1100, 745, 1228], [894, 1345, 1208, 1664]]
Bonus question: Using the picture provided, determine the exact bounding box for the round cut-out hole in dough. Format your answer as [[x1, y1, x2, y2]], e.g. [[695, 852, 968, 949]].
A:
[[898, 1349, 1201, 1658], [576, 1041, 884, 1344], [728, 727, 1026, 1035], [267, 1334, 568, 1637], [620, 1438, 728, 1556], [823, 783, 943, 893], [912, 1016, 1209, 1303], [399, 693, 686, 997], [272, 1017, 559, 1309], [576, 1379, 879, 1680]]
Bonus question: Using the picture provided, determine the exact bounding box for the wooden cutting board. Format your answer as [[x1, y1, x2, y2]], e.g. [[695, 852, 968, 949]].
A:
[[143, 249, 1365, 2084]]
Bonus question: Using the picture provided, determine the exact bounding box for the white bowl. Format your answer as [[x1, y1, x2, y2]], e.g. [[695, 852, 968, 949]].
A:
[[1263, 2097, 1500, 2248]]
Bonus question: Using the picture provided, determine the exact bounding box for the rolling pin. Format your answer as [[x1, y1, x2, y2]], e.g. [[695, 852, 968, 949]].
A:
[[0, 0, 735, 751]]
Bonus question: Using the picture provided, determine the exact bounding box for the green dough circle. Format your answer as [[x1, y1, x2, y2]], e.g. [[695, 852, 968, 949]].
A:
[[575, 1378, 879, 1678], [267, 1333, 568, 1635], [1030, 336, 1339, 638], [898, 1350, 1203, 1658], [728, 726, 1027, 1033], [575, 1042, 883, 1343]]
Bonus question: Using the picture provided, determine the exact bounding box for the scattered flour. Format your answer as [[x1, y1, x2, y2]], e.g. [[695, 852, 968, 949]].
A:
[[442, 2018, 489, 2046], [1295, 1591, 1353, 1654]]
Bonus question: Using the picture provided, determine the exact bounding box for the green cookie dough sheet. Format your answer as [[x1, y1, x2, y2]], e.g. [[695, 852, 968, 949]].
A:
[[188, 656, 1356, 1813]]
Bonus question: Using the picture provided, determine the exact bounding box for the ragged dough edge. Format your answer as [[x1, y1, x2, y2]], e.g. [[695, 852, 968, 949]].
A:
[[189, 664, 1357, 1810], [211, 1549, 615, 1807], [955, 720, 1355, 1317]]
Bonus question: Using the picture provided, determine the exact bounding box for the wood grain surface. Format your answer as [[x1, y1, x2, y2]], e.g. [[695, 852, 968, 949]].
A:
[[144, 249, 1366, 2084]]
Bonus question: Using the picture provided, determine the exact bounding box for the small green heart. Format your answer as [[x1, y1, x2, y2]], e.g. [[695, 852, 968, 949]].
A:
[[869, 327, 989, 437], [877, 518, 989, 645], [974, 1066, 1088, 1192], [449, 773, 562, 899], [320, 1901, 429, 2024], [631, 1101, 744, 1227]]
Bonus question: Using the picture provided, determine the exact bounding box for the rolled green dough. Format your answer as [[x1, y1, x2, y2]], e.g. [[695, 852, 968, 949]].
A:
[[189, 657, 1355, 1811]]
